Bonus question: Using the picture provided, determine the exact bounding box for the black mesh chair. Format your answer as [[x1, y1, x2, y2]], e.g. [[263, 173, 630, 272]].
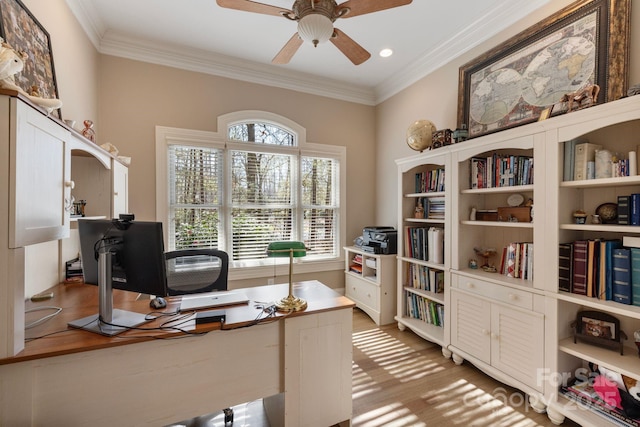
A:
[[164, 249, 229, 296]]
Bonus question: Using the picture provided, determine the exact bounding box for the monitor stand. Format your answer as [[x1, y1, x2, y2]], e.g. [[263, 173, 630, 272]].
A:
[[68, 245, 149, 336]]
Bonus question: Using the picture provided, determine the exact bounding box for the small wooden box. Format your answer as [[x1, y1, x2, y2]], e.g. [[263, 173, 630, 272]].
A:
[[476, 210, 498, 221], [497, 206, 532, 223]]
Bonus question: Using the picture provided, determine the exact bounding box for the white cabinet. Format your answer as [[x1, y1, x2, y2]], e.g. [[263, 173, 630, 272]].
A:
[[112, 159, 129, 217], [450, 279, 544, 393], [0, 91, 129, 357], [9, 96, 71, 248], [344, 246, 396, 325]]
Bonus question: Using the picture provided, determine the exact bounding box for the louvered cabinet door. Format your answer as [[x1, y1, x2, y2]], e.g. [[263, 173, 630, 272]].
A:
[[450, 289, 491, 364], [491, 304, 544, 391]]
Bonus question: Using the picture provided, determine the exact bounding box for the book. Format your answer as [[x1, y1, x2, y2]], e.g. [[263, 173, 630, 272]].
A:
[[631, 248, 640, 306], [586, 239, 600, 297], [631, 194, 640, 226], [618, 195, 630, 225], [572, 240, 589, 295], [612, 248, 632, 304], [560, 380, 640, 427], [563, 139, 578, 181], [623, 235, 640, 248], [558, 243, 573, 292], [601, 240, 623, 300], [574, 142, 602, 180]]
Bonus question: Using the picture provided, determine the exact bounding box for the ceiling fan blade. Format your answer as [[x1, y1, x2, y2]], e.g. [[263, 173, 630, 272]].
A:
[[272, 33, 304, 64], [330, 28, 371, 65], [337, 0, 412, 18], [216, 0, 291, 17]]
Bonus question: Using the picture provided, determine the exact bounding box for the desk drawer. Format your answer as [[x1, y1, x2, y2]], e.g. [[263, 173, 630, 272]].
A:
[[346, 274, 379, 309], [451, 274, 532, 310]]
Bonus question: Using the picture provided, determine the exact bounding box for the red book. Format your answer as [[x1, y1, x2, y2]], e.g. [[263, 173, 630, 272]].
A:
[[572, 240, 589, 295]]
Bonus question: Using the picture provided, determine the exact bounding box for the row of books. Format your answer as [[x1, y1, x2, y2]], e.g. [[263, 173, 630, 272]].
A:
[[416, 197, 445, 220], [405, 264, 444, 293], [560, 378, 640, 427], [470, 154, 533, 189], [404, 291, 444, 327], [415, 168, 445, 193], [496, 242, 533, 280], [404, 226, 444, 263], [558, 239, 640, 305]]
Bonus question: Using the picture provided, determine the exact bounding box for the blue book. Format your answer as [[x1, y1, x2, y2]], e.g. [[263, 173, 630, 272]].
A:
[[612, 248, 632, 304], [631, 248, 640, 306], [601, 240, 622, 300], [631, 194, 640, 225]]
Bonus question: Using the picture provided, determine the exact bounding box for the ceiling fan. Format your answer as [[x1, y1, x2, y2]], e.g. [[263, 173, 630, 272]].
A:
[[216, 0, 413, 65]]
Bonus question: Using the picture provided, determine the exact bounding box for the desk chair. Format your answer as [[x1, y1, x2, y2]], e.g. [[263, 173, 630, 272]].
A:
[[164, 248, 229, 296], [165, 249, 233, 424]]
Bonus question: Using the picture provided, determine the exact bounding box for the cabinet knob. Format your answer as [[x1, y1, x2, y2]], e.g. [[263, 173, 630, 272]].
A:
[[481, 328, 490, 336], [491, 333, 499, 339], [114, 191, 119, 196], [466, 282, 475, 289], [64, 180, 75, 189], [508, 294, 517, 301]]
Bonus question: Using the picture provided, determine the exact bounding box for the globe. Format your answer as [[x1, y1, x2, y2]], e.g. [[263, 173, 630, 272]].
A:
[[406, 120, 436, 152]]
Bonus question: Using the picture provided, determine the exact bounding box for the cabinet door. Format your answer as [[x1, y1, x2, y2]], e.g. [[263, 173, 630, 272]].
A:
[[10, 100, 70, 247], [491, 304, 544, 391], [112, 160, 128, 217], [450, 289, 491, 364]]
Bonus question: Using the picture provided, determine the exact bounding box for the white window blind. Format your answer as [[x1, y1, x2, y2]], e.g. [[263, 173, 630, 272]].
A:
[[163, 114, 342, 267]]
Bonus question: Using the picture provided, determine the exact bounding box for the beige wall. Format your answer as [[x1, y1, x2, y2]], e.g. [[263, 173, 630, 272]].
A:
[[375, 0, 640, 226]]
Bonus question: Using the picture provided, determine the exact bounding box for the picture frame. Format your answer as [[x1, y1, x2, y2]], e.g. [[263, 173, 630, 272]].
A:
[[0, 0, 61, 118], [572, 310, 627, 355], [457, 0, 630, 139]]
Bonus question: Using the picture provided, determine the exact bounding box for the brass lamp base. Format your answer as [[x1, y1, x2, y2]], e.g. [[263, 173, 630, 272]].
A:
[[275, 295, 308, 312]]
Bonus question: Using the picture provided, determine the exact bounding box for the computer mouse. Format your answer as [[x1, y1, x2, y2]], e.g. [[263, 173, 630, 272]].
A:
[[150, 297, 167, 309]]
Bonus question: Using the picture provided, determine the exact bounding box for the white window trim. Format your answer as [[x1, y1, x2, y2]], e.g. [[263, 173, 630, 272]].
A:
[[155, 111, 346, 281]]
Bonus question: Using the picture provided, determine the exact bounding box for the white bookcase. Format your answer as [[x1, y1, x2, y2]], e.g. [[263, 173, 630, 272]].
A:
[[395, 150, 451, 357], [344, 246, 396, 325], [395, 93, 640, 426]]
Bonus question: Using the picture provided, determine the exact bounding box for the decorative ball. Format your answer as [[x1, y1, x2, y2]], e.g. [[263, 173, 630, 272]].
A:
[[406, 120, 436, 152]]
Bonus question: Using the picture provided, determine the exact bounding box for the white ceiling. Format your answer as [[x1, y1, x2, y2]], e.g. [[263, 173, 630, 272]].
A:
[[65, 0, 551, 105]]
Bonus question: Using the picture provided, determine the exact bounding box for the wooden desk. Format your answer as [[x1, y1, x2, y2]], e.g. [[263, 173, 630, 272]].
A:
[[0, 281, 354, 426]]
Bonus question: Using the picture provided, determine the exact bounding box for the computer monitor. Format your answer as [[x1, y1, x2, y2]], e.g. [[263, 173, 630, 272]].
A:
[[68, 216, 168, 336]]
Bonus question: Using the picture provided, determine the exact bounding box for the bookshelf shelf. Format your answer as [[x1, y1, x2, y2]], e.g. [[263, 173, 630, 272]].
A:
[[559, 223, 640, 233], [403, 286, 445, 304], [460, 220, 534, 228], [558, 338, 640, 380], [557, 291, 640, 319], [394, 315, 445, 346], [561, 175, 640, 189], [405, 191, 445, 198], [460, 184, 534, 195], [405, 218, 445, 224]]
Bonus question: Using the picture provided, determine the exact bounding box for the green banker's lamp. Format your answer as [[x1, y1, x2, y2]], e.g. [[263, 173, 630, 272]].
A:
[[266, 241, 308, 312]]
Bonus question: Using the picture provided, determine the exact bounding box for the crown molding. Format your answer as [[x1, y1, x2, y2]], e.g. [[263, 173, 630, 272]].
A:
[[66, 0, 551, 106], [374, 0, 551, 104]]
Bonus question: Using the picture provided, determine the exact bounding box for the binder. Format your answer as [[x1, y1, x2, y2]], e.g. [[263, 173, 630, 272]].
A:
[[559, 243, 573, 292], [572, 241, 588, 295], [631, 248, 640, 306]]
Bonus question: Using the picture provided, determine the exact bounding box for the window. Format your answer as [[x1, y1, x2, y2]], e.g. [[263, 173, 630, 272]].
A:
[[156, 111, 345, 274]]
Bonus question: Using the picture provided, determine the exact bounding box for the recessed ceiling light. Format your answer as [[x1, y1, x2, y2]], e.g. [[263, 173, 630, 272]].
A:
[[379, 48, 393, 58]]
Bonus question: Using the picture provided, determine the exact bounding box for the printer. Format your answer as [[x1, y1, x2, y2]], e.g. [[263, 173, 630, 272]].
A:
[[360, 226, 397, 254]]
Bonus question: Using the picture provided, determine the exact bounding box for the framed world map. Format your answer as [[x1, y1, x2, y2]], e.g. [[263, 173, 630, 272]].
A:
[[457, 0, 630, 139]]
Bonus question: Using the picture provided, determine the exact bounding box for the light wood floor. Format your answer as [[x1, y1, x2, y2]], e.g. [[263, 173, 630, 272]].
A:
[[351, 307, 579, 427], [172, 308, 580, 426]]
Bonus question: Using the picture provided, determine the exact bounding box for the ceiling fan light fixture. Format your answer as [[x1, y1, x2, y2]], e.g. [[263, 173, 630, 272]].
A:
[[297, 14, 333, 47]]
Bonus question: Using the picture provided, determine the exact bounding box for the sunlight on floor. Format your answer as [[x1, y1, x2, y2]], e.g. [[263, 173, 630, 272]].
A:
[[351, 327, 548, 427]]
